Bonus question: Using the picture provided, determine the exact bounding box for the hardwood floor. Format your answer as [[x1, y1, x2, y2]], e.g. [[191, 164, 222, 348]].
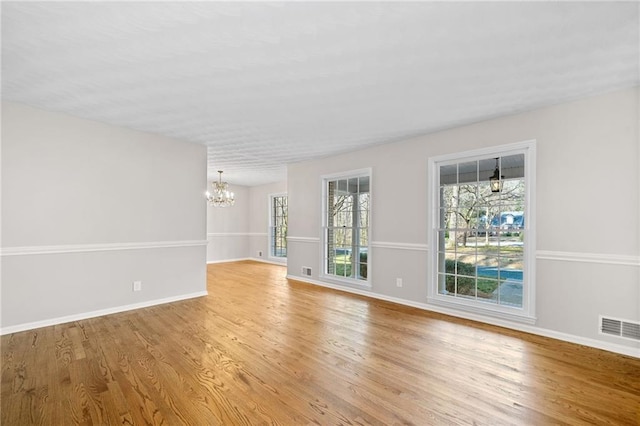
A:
[[2, 261, 639, 425]]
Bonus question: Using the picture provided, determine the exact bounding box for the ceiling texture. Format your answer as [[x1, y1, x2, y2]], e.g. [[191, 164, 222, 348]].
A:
[[2, 2, 639, 187]]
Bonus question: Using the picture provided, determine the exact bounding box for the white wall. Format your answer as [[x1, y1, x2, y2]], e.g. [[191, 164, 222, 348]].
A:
[[206, 181, 287, 264], [1, 102, 208, 332], [206, 185, 250, 262], [286, 87, 640, 356]]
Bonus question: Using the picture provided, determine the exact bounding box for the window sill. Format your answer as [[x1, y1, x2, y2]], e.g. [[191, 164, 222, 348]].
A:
[[427, 295, 536, 325], [319, 274, 372, 289]]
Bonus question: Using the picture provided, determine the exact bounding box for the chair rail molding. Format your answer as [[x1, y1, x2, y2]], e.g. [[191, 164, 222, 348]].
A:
[[370, 241, 429, 251], [1, 240, 208, 256], [536, 250, 640, 267], [287, 236, 320, 244], [207, 232, 267, 237]]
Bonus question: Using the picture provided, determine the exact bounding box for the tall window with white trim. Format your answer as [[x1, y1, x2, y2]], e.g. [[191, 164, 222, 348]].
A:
[[429, 142, 535, 321], [270, 194, 287, 258], [323, 171, 370, 282]]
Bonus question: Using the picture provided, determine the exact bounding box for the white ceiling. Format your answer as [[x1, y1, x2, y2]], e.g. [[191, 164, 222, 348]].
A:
[[2, 2, 638, 187]]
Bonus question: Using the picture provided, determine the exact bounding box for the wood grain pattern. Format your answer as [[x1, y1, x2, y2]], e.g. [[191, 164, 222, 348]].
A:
[[2, 260, 639, 425]]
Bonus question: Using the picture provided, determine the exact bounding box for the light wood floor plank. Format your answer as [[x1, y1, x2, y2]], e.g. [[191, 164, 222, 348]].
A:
[[2, 260, 639, 425]]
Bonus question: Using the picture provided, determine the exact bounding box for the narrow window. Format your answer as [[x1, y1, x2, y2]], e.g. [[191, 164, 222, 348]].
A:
[[429, 142, 535, 322], [270, 194, 287, 258], [323, 170, 370, 283]]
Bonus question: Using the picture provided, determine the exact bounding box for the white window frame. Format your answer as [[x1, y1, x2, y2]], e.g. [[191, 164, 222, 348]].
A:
[[269, 193, 288, 261], [321, 168, 372, 287], [427, 140, 536, 324]]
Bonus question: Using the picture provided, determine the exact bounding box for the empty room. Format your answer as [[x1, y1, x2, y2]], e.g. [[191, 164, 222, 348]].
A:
[[1, 2, 639, 425]]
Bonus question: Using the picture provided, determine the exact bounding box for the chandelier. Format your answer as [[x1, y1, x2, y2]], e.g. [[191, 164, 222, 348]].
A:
[[207, 170, 235, 207]]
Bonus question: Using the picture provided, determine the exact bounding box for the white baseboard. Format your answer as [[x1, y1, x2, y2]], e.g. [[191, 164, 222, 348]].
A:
[[0, 291, 208, 335], [206, 257, 286, 266], [251, 257, 287, 266], [286, 274, 639, 358], [206, 257, 250, 264]]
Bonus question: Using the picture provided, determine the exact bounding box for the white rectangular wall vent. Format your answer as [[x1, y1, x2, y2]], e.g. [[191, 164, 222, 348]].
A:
[[302, 267, 312, 277], [600, 316, 640, 341]]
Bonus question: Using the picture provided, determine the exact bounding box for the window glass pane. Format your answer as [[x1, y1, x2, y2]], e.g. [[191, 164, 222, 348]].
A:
[[358, 209, 368, 228], [447, 209, 459, 231], [359, 194, 369, 224], [500, 261, 523, 280], [458, 160, 478, 184], [502, 154, 525, 179], [444, 249, 456, 262], [493, 269, 522, 307], [442, 273, 455, 295], [458, 184, 478, 220], [339, 259, 347, 278], [358, 247, 368, 280], [437, 273, 447, 295], [359, 247, 368, 263], [437, 231, 447, 251], [439, 208, 448, 231], [332, 194, 341, 208], [443, 185, 459, 209], [501, 179, 524, 197], [348, 177, 359, 193], [359, 176, 370, 193], [359, 229, 368, 247], [456, 275, 476, 298], [454, 253, 475, 277], [333, 228, 346, 246], [477, 278, 499, 304], [344, 194, 353, 210], [327, 238, 336, 252], [477, 180, 493, 202], [478, 158, 496, 183], [440, 164, 458, 186]]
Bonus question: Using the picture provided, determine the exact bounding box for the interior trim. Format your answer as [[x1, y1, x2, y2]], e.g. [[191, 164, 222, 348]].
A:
[[0, 240, 208, 256], [536, 250, 640, 266], [287, 236, 320, 243], [371, 241, 429, 251], [207, 257, 251, 264], [207, 232, 268, 237], [289, 239, 638, 266], [207, 257, 287, 266]]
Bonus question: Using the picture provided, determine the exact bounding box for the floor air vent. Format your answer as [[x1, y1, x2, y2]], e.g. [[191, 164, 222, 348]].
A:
[[600, 316, 640, 341]]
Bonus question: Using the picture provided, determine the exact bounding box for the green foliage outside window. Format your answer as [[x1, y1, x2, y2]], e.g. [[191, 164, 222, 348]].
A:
[[444, 259, 501, 297], [335, 252, 368, 279]]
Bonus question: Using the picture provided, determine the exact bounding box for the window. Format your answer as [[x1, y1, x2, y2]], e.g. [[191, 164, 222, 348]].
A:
[[270, 194, 287, 258], [323, 170, 370, 283], [429, 142, 535, 322]]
